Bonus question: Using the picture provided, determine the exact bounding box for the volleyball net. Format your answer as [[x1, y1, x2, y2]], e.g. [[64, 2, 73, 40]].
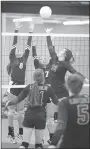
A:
[[1, 33, 89, 95]]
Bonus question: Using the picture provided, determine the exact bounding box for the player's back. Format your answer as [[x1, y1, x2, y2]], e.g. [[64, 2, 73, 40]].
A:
[[62, 94, 89, 148]]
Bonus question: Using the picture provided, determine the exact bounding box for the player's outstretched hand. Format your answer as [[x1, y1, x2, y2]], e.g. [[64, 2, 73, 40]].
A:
[[48, 145, 56, 148], [29, 22, 34, 32], [15, 21, 22, 30], [45, 28, 53, 35]]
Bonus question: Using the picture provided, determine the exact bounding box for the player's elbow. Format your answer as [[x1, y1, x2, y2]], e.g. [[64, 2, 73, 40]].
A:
[[53, 97, 58, 105]]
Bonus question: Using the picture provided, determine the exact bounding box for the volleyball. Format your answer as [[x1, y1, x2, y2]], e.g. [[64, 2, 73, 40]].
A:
[[40, 6, 52, 19]]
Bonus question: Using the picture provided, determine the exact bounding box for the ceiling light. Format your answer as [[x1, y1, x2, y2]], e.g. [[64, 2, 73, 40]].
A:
[[13, 17, 32, 22]]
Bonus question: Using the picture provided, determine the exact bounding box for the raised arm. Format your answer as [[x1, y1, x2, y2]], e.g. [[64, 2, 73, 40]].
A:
[[50, 98, 68, 146], [9, 29, 18, 61], [9, 22, 21, 61], [45, 28, 56, 59], [60, 61, 89, 83], [23, 23, 34, 62], [32, 46, 39, 69], [32, 44, 44, 69], [6, 63, 12, 75]]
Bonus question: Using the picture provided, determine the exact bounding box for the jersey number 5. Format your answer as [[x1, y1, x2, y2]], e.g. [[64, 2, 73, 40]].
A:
[[77, 104, 89, 125]]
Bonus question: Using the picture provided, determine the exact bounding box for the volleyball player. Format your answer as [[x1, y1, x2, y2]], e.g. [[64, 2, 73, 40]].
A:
[[7, 22, 34, 143], [5, 68, 58, 149], [32, 28, 89, 144], [45, 28, 89, 144], [48, 73, 89, 148]]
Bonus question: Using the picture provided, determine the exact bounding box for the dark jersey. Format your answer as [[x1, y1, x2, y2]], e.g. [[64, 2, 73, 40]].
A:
[[45, 61, 78, 98], [9, 51, 29, 83], [51, 94, 89, 148], [33, 58, 76, 98], [46, 36, 85, 98], [9, 84, 58, 115], [9, 30, 32, 83]]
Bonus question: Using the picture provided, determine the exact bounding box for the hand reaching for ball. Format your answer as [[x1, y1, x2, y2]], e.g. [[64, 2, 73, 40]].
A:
[[45, 28, 53, 35], [29, 22, 34, 32], [14, 21, 22, 30]]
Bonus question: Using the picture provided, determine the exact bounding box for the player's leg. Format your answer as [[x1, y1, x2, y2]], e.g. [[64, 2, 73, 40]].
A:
[[16, 98, 24, 141], [19, 115, 34, 148], [19, 127, 33, 149], [46, 101, 58, 144], [35, 129, 44, 149], [7, 92, 17, 143], [35, 114, 46, 149], [14, 87, 24, 141]]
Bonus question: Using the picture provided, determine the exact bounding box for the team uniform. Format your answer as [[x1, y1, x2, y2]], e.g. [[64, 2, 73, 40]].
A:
[[7, 29, 32, 142], [45, 60, 85, 98], [16, 84, 58, 129], [46, 35, 85, 99], [7, 82, 58, 148], [51, 94, 89, 148], [9, 29, 32, 110]]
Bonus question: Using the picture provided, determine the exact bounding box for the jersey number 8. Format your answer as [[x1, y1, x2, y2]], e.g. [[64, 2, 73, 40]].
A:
[[77, 104, 89, 125]]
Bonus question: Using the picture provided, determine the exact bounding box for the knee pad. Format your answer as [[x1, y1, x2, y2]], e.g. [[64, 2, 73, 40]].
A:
[[47, 118, 57, 133], [17, 111, 24, 119], [8, 110, 14, 117], [18, 110, 24, 116], [54, 112, 58, 120]]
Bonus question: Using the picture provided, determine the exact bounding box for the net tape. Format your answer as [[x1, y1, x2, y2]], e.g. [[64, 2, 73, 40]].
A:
[[2, 84, 89, 89], [2, 32, 89, 37]]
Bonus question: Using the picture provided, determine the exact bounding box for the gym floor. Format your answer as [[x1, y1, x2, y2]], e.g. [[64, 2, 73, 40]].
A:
[[1, 119, 49, 148]]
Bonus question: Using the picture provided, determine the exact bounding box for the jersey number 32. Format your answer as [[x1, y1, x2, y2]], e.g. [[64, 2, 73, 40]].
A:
[[77, 104, 89, 125]]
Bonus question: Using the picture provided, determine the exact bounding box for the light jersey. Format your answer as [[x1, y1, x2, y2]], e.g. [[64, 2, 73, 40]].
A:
[[17, 84, 58, 115]]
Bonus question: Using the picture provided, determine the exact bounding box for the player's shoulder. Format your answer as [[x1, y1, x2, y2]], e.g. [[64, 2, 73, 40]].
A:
[[46, 84, 54, 93], [80, 94, 89, 103], [58, 96, 68, 102], [25, 84, 32, 90], [45, 84, 51, 90]]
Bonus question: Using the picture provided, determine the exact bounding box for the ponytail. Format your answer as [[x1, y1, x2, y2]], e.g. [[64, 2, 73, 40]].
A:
[[65, 49, 75, 64], [27, 68, 45, 107], [28, 82, 43, 107]]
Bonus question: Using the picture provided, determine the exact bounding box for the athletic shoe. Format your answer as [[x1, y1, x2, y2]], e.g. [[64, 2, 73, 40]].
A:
[[7, 135, 17, 144], [47, 139, 51, 145], [16, 133, 23, 142]]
